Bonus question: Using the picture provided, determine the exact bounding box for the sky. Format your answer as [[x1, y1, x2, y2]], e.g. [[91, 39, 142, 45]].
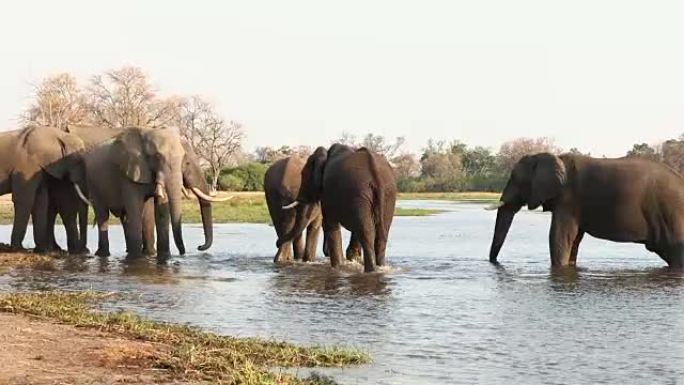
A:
[[1, 0, 684, 156]]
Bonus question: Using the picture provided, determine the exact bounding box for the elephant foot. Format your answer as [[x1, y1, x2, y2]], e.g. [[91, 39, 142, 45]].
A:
[[69, 247, 91, 256], [95, 248, 111, 257], [156, 250, 171, 260], [142, 247, 156, 256]]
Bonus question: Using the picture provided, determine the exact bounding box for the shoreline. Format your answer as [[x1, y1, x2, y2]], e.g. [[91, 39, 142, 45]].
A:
[[0, 289, 369, 385]]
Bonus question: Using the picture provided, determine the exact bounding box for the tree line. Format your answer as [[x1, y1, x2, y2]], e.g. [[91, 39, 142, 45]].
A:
[[21, 67, 684, 193]]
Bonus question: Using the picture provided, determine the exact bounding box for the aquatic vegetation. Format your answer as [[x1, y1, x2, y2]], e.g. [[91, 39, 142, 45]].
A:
[[0, 291, 369, 384]]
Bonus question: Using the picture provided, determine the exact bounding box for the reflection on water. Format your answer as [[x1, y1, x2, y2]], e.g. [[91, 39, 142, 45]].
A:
[[1, 202, 684, 384]]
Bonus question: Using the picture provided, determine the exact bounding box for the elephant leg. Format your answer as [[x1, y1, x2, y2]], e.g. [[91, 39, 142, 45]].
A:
[[31, 184, 50, 253], [549, 211, 580, 267], [303, 216, 321, 262], [569, 231, 584, 266], [659, 243, 684, 269], [155, 198, 171, 259], [60, 209, 79, 254], [346, 233, 362, 262], [293, 233, 305, 261], [274, 241, 293, 263], [11, 178, 40, 250], [77, 203, 89, 254], [324, 221, 344, 268], [359, 222, 377, 273], [95, 208, 110, 257], [142, 198, 156, 256], [46, 200, 62, 252]]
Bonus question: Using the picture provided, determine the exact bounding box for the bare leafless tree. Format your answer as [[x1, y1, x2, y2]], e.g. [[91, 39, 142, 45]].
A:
[[497, 137, 561, 171], [22, 73, 88, 129], [178, 96, 243, 191], [86, 66, 181, 128]]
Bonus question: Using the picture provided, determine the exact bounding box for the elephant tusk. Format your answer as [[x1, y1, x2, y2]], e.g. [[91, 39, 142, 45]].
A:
[[155, 183, 167, 202], [190, 187, 233, 202], [282, 201, 300, 210], [181, 186, 191, 199], [484, 201, 505, 211], [73, 183, 92, 206]]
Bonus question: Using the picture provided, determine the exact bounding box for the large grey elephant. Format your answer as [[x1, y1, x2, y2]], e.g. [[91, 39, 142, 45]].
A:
[[487, 153, 684, 268], [278, 144, 397, 272], [0, 126, 88, 252], [43, 125, 124, 254], [84, 126, 224, 258]]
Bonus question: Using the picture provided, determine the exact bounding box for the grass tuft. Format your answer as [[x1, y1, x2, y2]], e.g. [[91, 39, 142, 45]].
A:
[[0, 291, 369, 384]]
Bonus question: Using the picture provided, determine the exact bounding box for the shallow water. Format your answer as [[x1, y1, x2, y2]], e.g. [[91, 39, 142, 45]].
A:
[[2, 201, 684, 384]]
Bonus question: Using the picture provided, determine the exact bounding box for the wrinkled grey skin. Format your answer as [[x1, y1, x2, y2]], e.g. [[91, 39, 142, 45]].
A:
[[489, 153, 684, 268], [0, 126, 86, 252], [278, 144, 397, 272], [85, 127, 188, 259]]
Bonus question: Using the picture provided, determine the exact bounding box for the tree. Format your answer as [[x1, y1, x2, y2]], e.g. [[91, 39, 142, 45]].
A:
[[661, 140, 684, 174], [86, 66, 181, 128], [22, 73, 88, 129], [626, 143, 660, 161], [461, 146, 497, 176], [419, 140, 464, 191], [497, 137, 560, 171], [333, 132, 405, 159], [177, 96, 243, 191], [391, 153, 420, 179]]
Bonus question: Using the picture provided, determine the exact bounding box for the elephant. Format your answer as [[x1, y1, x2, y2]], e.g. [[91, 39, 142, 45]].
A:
[[278, 144, 397, 272], [84, 126, 224, 258], [0, 126, 89, 252], [140, 139, 221, 255], [40, 125, 125, 254], [265, 156, 362, 263], [487, 152, 684, 268]]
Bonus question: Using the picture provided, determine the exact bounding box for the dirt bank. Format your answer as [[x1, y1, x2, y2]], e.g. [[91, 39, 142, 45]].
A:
[[0, 313, 186, 385]]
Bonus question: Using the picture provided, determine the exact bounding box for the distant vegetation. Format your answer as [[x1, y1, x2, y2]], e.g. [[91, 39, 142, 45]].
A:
[[23, 66, 684, 196]]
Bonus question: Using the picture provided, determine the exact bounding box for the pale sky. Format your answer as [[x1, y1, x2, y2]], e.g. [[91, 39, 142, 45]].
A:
[[2, 0, 684, 156]]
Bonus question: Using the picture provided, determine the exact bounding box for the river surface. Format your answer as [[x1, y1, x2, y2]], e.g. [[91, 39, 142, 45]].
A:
[[1, 201, 683, 384]]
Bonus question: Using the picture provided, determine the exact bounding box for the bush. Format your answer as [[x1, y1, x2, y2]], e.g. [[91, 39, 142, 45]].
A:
[[215, 162, 269, 191]]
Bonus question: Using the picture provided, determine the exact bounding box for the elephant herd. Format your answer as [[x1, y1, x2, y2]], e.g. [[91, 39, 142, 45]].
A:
[[266, 148, 684, 271], [3, 125, 684, 272], [1, 124, 228, 260]]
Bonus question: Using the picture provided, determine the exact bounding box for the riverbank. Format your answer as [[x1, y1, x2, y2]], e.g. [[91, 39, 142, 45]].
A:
[[0, 191, 499, 225], [0, 288, 369, 384]]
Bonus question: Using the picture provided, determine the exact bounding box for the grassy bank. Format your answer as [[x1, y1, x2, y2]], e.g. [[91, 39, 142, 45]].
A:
[[0, 191, 496, 225], [0, 290, 368, 384]]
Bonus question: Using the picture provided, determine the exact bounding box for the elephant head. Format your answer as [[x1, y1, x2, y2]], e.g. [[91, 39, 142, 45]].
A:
[[487, 153, 567, 263], [113, 127, 187, 255]]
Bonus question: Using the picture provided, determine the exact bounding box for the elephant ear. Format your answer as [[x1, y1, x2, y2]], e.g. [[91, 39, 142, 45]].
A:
[[43, 134, 85, 179], [528, 153, 566, 210], [113, 129, 153, 184], [311, 148, 328, 197]]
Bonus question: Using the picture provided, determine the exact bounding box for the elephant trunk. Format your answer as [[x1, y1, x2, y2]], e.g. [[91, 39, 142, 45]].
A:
[[488, 204, 520, 263], [167, 180, 186, 255], [276, 204, 310, 248], [197, 198, 213, 251]]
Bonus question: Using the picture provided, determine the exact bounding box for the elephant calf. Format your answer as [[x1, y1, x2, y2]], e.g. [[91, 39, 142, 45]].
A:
[[279, 144, 396, 272], [488, 152, 684, 268]]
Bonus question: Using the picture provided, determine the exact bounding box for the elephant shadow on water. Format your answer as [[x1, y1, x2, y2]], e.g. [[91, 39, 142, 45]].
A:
[[269, 262, 392, 297]]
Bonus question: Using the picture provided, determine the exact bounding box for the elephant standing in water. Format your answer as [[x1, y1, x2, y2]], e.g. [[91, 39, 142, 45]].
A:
[[265, 156, 362, 263], [279, 144, 396, 272], [488, 153, 684, 268], [84, 126, 222, 259], [0, 126, 89, 252]]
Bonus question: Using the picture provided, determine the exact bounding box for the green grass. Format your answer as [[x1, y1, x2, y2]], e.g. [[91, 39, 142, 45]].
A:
[[0, 291, 368, 384], [0, 191, 492, 226], [397, 191, 500, 202]]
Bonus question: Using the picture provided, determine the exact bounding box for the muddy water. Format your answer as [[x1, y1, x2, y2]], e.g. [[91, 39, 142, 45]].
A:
[[1, 201, 683, 384]]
